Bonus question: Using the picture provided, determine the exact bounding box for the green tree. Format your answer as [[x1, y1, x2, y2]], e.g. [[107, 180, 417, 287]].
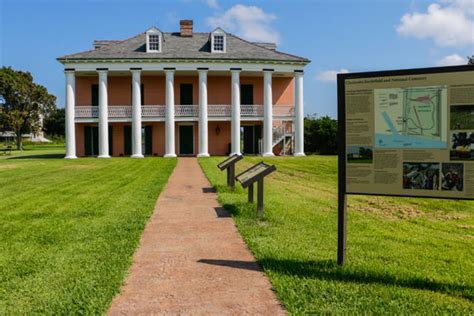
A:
[[304, 115, 338, 154], [468, 55, 474, 65], [0, 67, 56, 150], [44, 108, 65, 138]]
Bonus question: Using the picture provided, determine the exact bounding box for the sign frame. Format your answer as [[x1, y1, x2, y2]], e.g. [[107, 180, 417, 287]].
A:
[[337, 65, 474, 265]]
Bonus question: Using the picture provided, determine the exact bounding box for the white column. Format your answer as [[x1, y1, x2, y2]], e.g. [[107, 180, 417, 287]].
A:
[[231, 69, 241, 156], [131, 69, 144, 158], [98, 69, 110, 158], [198, 69, 210, 157], [294, 71, 305, 156], [262, 70, 274, 156], [165, 69, 176, 157], [65, 70, 77, 159]]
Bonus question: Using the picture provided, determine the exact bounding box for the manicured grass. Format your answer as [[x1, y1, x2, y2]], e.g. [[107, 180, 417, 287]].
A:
[[199, 156, 474, 314], [0, 144, 176, 314]]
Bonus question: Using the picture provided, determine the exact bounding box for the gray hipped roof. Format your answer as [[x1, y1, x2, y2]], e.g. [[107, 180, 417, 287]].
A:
[[58, 32, 309, 64]]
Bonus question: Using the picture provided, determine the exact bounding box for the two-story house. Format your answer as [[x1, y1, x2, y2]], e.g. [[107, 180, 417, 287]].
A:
[[58, 20, 309, 158]]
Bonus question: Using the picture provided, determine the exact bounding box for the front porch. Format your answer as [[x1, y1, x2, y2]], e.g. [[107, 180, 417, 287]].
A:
[[64, 68, 305, 158], [75, 121, 280, 157]]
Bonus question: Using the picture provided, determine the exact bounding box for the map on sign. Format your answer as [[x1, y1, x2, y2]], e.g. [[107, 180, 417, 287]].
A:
[[374, 86, 447, 148]]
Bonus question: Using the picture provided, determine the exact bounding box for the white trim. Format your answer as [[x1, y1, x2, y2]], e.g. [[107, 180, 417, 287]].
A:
[[177, 122, 195, 156], [63, 61, 305, 73], [75, 116, 293, 123], [146, 27, 162, 53], [210, 28, 226, 53]]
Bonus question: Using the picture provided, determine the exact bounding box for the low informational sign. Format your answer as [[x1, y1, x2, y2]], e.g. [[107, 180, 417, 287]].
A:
[[217, 154, 243, 191], [336, 65, 474, 265], [236, 162, 276, 216], [217, 154, 243, 171]]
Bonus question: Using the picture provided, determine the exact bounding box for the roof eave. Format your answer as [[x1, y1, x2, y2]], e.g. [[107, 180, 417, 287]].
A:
[[57, 57, 310, 65]]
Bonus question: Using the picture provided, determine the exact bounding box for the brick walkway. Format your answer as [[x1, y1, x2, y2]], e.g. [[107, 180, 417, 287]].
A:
[[108, 158, 285, 315]]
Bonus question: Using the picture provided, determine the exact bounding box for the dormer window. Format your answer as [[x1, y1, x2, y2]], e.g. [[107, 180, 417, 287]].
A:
[[149, 35, 160, 51], [146, 26, 162, 53], [211, 28, 226, 53], [213, 35, 224, 51]]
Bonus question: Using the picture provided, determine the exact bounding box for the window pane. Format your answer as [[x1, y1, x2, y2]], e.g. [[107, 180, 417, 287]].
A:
[[214, 35, 224, 51], [148, 34, 160, 51]]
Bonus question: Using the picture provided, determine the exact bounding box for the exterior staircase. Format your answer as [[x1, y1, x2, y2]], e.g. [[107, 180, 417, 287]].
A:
[[272, 121, 294, 155]]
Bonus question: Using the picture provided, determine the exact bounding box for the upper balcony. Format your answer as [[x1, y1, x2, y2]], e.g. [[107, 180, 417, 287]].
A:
[[75, 104, 294, 121]]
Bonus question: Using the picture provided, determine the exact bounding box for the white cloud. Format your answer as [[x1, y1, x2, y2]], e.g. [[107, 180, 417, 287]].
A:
[[207, 4, 280, 44], [436, 54, 467, 65], [315, 69, 349, 83], [207, 0, 219, 9], [397, 0, 474, 47]]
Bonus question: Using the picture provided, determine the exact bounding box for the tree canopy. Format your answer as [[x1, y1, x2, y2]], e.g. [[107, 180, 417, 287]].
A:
[[0, 67, 56, 149], [304, 115, 338, 155]]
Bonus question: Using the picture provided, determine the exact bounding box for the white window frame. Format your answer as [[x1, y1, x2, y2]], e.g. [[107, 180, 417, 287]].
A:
[[211, 29, 226, 53], [146, 27, 162, 53]]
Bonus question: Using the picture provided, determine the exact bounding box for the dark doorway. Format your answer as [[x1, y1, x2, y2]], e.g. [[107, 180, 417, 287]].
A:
[[84, 125, 112, 156], [180, 84, 193, 105], [124, 125, 132, 156], [144, 125, 153, 156], [179, 125, 194, 155], [241, 84, 254, 105], [84, 126, 98, 156], [242, 125, 261, 155]]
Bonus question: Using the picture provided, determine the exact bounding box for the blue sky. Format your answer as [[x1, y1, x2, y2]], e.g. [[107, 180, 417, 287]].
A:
[[1, 0, 473, 118]]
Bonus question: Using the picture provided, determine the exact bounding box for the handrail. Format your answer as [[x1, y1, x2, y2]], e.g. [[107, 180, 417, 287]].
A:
[[75, 104, 294, 118]]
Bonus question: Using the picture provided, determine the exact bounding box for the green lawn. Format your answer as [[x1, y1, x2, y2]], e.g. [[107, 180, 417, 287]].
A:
[[0, 143, 176, 314], [199, 156, 474, 314]]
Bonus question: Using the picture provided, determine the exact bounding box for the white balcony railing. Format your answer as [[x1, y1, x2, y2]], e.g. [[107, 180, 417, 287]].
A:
[[75, 105, 293, 119]]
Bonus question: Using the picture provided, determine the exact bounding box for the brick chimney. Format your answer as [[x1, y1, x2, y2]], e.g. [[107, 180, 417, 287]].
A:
[[180, 20, 193, 37]]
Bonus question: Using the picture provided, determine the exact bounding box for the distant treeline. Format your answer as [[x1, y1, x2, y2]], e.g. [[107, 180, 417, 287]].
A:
[[304, 115, 337, 155]]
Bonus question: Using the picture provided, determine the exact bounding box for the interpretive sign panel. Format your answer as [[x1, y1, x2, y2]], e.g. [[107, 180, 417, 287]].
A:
[[236, 162, 276, 188], [336, 65, 473, 266], [338, 65, 474, 200], [217, 154, 243, 171]]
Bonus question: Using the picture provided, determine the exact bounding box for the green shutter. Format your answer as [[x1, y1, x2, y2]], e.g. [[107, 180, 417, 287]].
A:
[[241, 84, 254, 105], [145, 125, 153, 155], [91, 85, 99, 106], [255, 125, 262, 154], [124, 125, 132, 155], [84, 126, 92, 156], [92, 126, 99, 156], [108, 125, 113, 156], [180, 84, 193, 105], [84, 126, 100, 156]]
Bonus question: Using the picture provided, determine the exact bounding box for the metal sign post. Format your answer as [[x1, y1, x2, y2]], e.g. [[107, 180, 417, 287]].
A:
[[337, 75, 347, 266]]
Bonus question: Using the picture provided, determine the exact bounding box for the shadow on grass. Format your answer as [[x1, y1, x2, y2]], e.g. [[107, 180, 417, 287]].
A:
[[8, 153, 65, 160], [202, 187, 216, 193], [214, 207, 231, 218], [198, 258, 473, 300]]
